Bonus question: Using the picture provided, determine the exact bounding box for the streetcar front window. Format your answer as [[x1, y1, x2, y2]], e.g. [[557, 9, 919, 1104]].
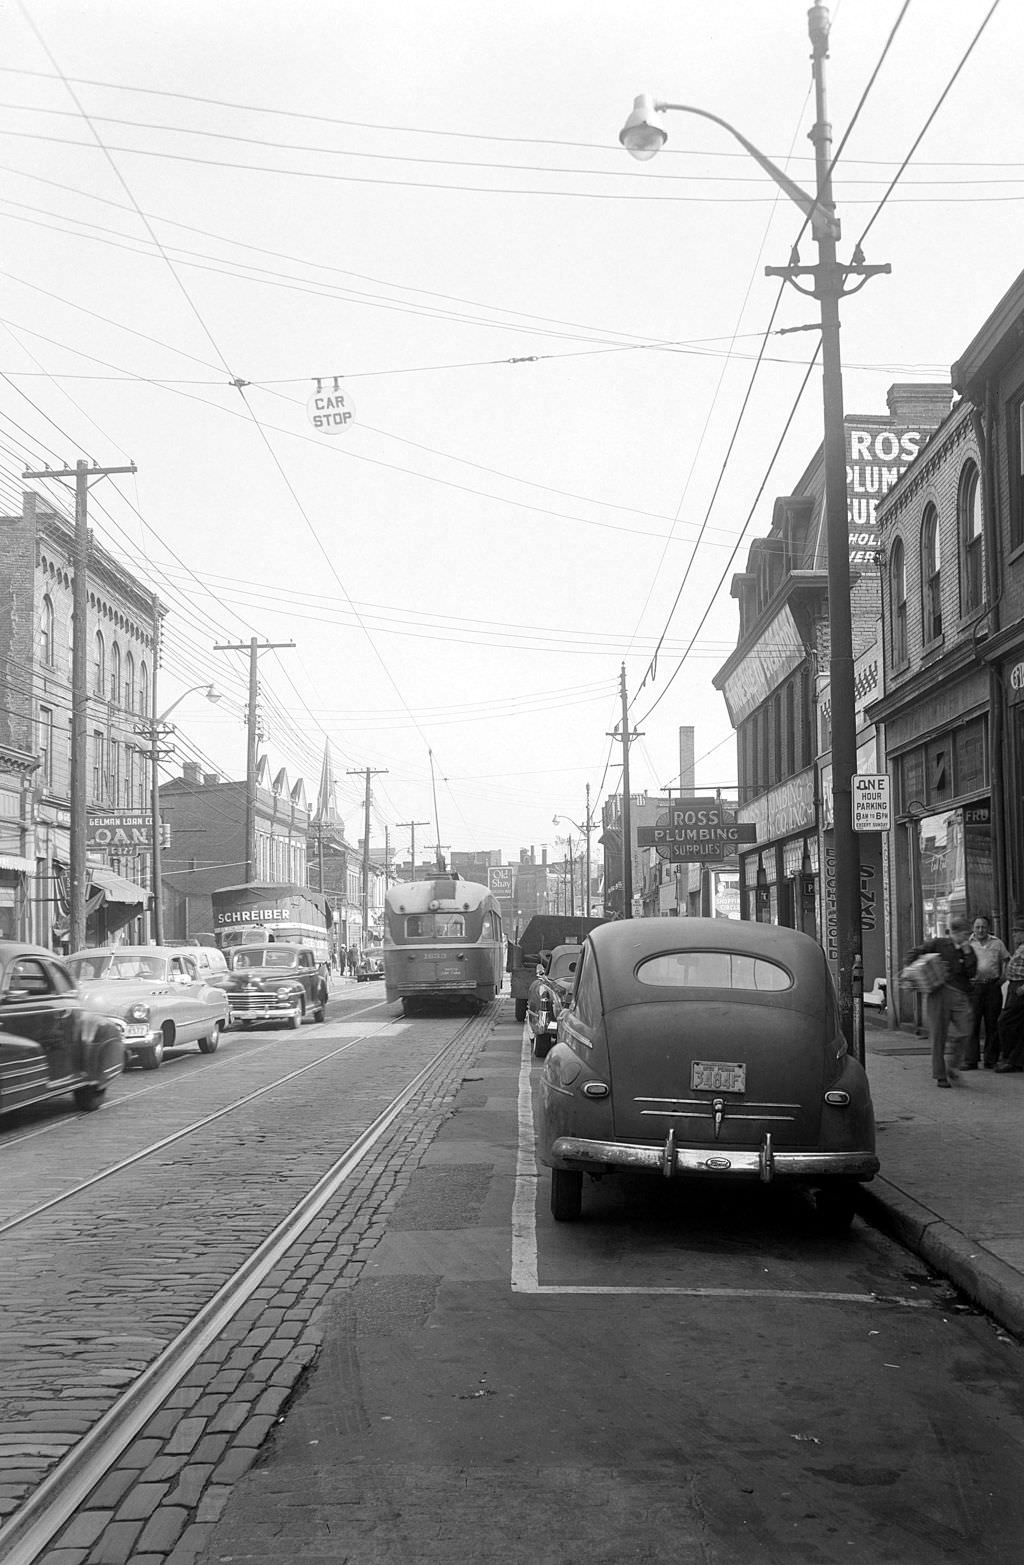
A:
[[406, 914, 465, 939]]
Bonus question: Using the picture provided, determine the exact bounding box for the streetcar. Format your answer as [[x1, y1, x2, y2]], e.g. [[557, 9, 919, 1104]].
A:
[[383, 874, 504, 1014]]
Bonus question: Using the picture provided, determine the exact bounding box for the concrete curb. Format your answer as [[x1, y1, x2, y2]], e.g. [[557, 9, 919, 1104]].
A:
[[857, 1177, 1024, 1340]]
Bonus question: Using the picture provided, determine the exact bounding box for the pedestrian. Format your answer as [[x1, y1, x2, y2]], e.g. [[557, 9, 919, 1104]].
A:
[[905, 912, 978, 1088], [336, 946, 345, 977], [965, 915, 1010, 1068], [347, 944, 358, 979], [996, 926, 1024, 1073]]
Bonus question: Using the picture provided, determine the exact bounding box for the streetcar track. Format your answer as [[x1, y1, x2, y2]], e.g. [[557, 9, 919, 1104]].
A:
[[0, 995, 392, 1151], [0, 1031, 386, 1237], [0, 1007, 490, 1565]]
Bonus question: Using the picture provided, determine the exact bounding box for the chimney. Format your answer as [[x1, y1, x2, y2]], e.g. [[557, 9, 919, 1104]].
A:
[[203, 772, 220, 786], [181, 762, 202, 786], [886, 382, 953, 428]]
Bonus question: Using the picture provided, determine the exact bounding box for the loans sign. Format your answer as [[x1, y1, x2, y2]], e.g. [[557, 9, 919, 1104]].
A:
[[86, 811, 151, 849], [637, 798, 757, 863]]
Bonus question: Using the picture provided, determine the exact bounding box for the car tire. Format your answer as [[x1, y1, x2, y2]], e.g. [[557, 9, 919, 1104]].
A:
[[73, 1084, 105, 1112], [514, 997, 528, 1023], [811, 1181, 857, 1233], [140, 1039, 164, 1071], [532, 1030, 554, 1059], [550, 1168, 583, 1222], [198, 1021, 221, 1054]]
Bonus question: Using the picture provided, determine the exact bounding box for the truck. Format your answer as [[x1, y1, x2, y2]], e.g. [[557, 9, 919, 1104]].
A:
[[507, 914, 607, 1022], [209, 882, 333, 966]]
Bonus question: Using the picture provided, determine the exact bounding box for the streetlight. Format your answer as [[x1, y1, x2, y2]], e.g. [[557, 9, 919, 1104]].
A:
[[619, 6, 887, 1059], [143, 684, 223, 944], [554, 788, 594, 918]]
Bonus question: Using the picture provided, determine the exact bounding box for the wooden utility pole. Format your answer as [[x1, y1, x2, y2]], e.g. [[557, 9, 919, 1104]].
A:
[[397, 819, 429, 881], [23, 459, 136, 953], [347, 767, 387, 946], [608, 664, 642, 920], [214, 637, 294, 882]]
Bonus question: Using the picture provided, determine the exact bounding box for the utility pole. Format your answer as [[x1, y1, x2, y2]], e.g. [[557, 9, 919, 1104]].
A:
[[608, 663, 642, 920], [214, 637, 294, 883], [397, 820, 428, 880], [24, 458, 136, 953], [347, 767, 387, 947], [583, 783, 592, 918]]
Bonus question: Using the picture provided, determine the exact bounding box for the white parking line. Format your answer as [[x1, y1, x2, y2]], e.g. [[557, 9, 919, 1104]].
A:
[[509, 1028, 929, 1307]]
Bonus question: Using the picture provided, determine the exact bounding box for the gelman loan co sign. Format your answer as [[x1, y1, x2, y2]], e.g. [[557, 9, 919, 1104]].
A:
[[86, 811, 151, 850], [637, 798, 757, 864]]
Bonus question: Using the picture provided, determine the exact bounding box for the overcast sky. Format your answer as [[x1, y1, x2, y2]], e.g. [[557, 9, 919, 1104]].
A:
[[1, 1, 1018, 864]]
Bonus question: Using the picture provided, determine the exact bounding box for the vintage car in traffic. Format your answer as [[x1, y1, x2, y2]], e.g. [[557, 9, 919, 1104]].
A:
[[0, 941, 124, 1115], [537, 919, 878, 1228], [68, 945, 229, 1070], [221, 944, 329, 1029], [527, 943, 583, 1058]]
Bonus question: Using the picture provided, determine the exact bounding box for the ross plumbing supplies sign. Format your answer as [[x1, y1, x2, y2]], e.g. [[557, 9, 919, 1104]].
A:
[[846, 424, 927, 568]]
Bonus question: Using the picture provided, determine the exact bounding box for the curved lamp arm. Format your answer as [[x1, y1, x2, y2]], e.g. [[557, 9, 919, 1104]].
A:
[[619, 94, 840, 242]]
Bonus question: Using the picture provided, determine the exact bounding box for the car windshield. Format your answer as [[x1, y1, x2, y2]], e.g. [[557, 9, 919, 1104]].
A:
[[231, 949, 299, 971], [636, 951, 792, 991], [70, 953, 168, 982]]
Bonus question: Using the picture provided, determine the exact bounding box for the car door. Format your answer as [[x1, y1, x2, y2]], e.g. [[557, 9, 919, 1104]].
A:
[[0, 955, 77, 1107], [168, 954, 204, 1041]]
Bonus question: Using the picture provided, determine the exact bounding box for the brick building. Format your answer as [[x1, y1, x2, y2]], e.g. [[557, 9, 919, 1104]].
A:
[[713, 384, 952, 992], [0, 490, 157, 948], [870, 267, 1024, 1010]]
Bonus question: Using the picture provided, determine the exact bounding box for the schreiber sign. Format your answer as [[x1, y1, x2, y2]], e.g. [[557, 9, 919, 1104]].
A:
[[637, 798, 756, 864]]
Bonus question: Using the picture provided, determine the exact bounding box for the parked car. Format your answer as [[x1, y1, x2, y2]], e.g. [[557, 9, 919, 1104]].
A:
[[356, 953, 383, 983], [0, 942, 124, 1115], [537, 919, 878, 1227], [163, 941, 230, 986], [68, 946, 229, 1070], [527, 943, 583, 1058], [221, 944, 329, 1029]]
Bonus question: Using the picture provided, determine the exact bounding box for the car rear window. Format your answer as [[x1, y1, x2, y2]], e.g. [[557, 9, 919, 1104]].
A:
[[636, 951, 792, 991]]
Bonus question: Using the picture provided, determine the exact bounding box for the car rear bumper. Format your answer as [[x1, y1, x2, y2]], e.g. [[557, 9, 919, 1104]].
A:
[[550, 1131, 878, 1184]]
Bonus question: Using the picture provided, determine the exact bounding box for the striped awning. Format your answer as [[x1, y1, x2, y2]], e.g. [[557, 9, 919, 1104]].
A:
[[88, 866, 151, 906], [0, 853, 34, 873]]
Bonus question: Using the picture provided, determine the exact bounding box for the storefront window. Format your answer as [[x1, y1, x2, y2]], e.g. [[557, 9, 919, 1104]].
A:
[[916, 806, 992, 936]]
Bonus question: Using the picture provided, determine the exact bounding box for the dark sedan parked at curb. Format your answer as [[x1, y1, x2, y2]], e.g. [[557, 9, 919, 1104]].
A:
[[68, 946, 229, 1070], [0, 942, 124, 1116], [537, 919, 878, 1228], [527, 943, 582, 1058], [222, 944, 329, 1030]]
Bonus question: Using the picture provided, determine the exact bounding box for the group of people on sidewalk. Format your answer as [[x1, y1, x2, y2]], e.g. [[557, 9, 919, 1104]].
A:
[[906, 915, 1024, 1088]]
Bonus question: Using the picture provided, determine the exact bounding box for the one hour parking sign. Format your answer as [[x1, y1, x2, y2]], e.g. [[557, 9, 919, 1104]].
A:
[[852, 774, 891, 832]]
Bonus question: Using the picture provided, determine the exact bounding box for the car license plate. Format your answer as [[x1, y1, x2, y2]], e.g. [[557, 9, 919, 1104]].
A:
[[691, 1060, 746, 1093], [123, 1025, 148, 1038]]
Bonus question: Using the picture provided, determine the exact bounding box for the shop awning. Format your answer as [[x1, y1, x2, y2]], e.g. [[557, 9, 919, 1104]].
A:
[[88, 866, 151, 906], [0, 853, 34, 873]]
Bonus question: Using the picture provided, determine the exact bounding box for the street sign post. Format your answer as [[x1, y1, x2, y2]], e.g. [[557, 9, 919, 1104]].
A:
[[852, 774, 891, 833]]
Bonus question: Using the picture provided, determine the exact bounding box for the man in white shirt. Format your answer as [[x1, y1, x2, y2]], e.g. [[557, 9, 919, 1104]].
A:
[[965, 915, 1010, 1069]]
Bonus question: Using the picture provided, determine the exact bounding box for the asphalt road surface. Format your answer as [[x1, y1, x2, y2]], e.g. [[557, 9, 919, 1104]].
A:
[[197, 1003, 1024, 1565]]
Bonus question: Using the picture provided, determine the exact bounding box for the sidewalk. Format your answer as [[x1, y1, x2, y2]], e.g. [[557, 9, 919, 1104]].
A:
[[859, 1008, 1024, 1337]]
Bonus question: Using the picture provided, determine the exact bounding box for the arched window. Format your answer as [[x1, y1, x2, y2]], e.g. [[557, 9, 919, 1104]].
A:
[[110, 641, 121, 705], [139, 660, 150, 717], [921, 506, 942, 643], [93, 630, 105, 696], [124, 651, 136, 712], [890, 538, 907, 666], [40, 595, 54, 667], [959, 462, 983, 614]]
